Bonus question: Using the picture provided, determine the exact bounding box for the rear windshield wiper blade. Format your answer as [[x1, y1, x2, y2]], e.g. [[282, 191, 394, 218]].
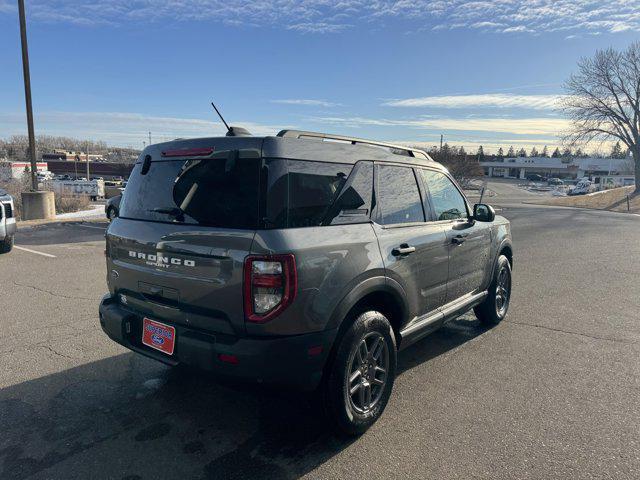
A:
[[149, 207, 185, 221]]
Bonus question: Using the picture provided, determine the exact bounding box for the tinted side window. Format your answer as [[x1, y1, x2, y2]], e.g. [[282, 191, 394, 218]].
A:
[[377, 165, 425, 225], [420, 170, 468, 221], [327, 161, 373, 225], [265, 160, 352, 228]]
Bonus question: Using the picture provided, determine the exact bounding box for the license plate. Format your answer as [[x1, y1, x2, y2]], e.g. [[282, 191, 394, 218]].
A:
[[142, 318, 176, 355]]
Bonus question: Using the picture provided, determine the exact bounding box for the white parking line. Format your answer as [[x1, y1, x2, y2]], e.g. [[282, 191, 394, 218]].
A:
[[75, 224, 107, 230], [14, 246, 57, 258]]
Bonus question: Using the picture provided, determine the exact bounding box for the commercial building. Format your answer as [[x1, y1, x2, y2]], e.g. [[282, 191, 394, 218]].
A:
[[45, 160, 133, 180], [481, 156, 634, 185], [0, 161, 50, 181], [42, 149, 104, 162]]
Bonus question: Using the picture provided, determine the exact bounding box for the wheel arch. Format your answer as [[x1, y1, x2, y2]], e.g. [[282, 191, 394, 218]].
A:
[[499, 242, 513, 269], [327, 276, 409, 348]]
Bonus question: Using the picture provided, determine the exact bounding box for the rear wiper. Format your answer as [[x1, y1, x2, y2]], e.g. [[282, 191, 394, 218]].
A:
[[149, 207, 184, 221]]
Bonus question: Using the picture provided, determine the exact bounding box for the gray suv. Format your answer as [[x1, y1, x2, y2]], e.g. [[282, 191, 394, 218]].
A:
[[99, 130, 512, 435], [0, 189, 16, 253]]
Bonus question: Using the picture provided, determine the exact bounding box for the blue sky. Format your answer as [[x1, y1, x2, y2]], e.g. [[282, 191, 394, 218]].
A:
[[1, 1, 639, 153]]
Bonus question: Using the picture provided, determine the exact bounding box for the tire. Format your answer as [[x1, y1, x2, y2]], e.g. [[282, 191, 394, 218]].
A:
[[474, 254, 512, 325], [322, 310, 397, 436], [106, 207, 117, 221], [0, 235, 14, 254]]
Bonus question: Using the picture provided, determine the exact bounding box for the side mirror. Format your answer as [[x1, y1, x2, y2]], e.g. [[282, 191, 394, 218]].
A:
[[473, 203, 495, 222]]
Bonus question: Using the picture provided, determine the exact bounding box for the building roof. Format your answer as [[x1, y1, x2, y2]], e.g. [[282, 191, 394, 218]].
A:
[[481, 156, 631, 172]]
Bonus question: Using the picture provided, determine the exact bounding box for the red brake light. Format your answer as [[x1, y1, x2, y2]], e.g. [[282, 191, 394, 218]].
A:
[[218, 353, 239, 365], [161, 147, 214, 158], [243, 254, 297, 323]]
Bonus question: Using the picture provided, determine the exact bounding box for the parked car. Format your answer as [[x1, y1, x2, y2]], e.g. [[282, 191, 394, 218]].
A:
[[547, 178, 564, 186], [0, 188, 16, 254], [99, 130, 513, 435], [568, 179, 595, 196], [105, 194, 121, 221], [526, 174, 546, 182]]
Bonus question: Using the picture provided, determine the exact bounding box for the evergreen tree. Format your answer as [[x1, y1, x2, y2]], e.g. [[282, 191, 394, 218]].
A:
[[458, 146, 466, 157], [517, 148, 527, 157], [541, 146, 549, 157], [562, 147, 572, 158], [476, 145, 485, 161], [507, 146, 515, 157], [551, 147, 561, 158], [530, 147, 539, 157], [611, 141, 624, 158]]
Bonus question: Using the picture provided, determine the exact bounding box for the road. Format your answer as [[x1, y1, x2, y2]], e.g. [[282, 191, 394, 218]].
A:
[[1, 181, 639, 479]]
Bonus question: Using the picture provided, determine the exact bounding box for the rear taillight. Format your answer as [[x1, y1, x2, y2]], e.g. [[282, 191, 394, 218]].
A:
[[244, 254, 297, 323]]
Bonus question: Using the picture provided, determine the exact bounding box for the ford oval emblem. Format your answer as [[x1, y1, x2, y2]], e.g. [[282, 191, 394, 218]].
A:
[[151, 334, 165, 345]]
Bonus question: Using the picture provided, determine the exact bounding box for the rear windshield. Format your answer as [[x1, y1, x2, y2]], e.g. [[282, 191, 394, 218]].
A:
[[120, 152, 371, 230], [119, 151, 261, 229]]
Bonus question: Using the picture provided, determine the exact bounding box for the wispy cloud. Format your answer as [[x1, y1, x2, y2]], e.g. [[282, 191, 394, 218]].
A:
[[0, 111, 286, 147], [286, 22, 352, 34], [311, 115, 570, 136], [0, 1, 15, 14], [271, 99, 342, 107], [4, 1, 639, 35], [383, 94, 565, 110]]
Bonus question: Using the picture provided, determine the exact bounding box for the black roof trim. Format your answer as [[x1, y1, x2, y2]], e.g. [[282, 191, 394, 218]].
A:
[[277, 130, 432, 161]]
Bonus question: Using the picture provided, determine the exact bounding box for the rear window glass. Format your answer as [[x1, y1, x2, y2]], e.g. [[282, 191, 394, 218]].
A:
[[119, 151, 261, 229], [120, 154, 372, 230], [265, 160, 353, 228]]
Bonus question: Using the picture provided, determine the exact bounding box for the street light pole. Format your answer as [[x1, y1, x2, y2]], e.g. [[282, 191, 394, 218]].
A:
[[18, 0, 38, 191], [86, 141, 90, 181]]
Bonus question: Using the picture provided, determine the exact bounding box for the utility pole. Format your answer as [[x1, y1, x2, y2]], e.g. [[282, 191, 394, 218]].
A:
[[440, 134, 443, 151], [148, 131, 152, 145], [86, 141, 90, 181], [18, 0, 38, 191]]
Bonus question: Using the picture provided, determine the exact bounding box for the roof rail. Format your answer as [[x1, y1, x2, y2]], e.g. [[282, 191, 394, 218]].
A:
[[276, 130, 431, 160]]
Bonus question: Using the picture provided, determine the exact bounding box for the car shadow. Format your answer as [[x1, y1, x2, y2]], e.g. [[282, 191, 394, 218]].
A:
[[0, 313, 491, 480], [15, 221, 108, 247]]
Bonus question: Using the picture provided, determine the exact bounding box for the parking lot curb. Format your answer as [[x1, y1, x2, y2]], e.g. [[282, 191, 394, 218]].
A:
[[17, 217, 108, 230], [520, 200, 640, 216]]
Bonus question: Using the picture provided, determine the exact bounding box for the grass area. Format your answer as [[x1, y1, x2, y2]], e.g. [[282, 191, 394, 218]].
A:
[[530, 185, 640, 214]]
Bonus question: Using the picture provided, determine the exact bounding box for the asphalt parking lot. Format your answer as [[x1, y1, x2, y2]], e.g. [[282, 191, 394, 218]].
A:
[[1, 182, 639, 479]]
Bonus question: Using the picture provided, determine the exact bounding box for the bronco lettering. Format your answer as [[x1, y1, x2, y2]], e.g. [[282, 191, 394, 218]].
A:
[[128, 250, 195, 267]]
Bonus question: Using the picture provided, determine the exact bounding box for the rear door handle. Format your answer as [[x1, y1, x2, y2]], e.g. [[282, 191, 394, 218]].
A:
[[392, 244, 416, 256], [452, 234, 468, 245]]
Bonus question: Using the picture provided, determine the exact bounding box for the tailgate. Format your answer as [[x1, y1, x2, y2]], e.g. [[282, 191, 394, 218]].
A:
[[107, 219, 254, 336], [105, 142, 263, 336]]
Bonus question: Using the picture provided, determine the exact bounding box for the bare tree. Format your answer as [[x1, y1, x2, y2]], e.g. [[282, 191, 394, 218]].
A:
[[562, 42, 640, 193]]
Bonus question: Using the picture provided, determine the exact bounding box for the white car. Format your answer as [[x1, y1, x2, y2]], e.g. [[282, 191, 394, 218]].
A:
[[568, 180, 595, 196], [0, 189, 16, 253]]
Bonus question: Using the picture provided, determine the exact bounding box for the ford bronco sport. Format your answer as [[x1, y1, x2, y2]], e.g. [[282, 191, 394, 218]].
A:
[[99, 130, 513, 435], [0, 188, 16, 254]]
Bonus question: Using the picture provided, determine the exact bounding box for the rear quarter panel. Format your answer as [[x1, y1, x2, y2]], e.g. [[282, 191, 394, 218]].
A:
[[249, 223, 384, 336]]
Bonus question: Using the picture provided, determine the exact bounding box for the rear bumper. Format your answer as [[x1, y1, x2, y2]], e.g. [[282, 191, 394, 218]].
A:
[[98, 294, 336, 391]]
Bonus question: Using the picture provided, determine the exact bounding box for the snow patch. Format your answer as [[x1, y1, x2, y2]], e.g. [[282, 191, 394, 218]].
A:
[[56, 204, 104, 219]]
